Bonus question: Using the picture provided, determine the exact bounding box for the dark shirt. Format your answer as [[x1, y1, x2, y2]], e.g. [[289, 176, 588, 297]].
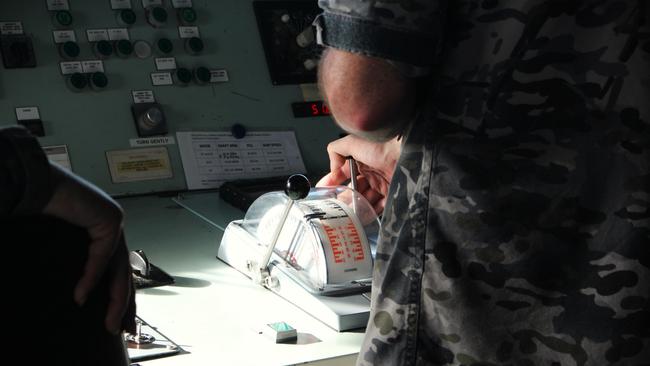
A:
[[317, 1, 649, 365], [0, 127, 53, 215]]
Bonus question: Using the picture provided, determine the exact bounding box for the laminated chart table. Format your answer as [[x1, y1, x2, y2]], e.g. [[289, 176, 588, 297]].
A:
[[177, 131, 307, 190]]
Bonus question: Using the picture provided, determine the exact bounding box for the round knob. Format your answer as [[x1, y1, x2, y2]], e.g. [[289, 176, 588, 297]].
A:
[[285, 174, 310, 200], [231, 124, 246, 139], [54, 10, 73, 27], [147, 6, 168, 28], [141, 107, 164, 129], [194, 66, 211, 84], [59, 41, 80, 59], [116, 39, 133, 58], [117, 9, 137, 26], [178, 8, 197, 24], [67, 72, 87, 92], [94, 40, 113, 58], [185, 37, 204, 55], [175, 67, 192, 85], [90, 72, 108, 90], [157, 38, 173, 54]]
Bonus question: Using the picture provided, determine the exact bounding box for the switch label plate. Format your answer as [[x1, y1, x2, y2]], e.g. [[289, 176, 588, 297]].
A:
[[82, 60, 105, 73], [155, 57, 177, 70], [0, 22, 24, 35], [106, 147, 173, 183], [142, 0, 163, 7], [132, 90, 156, 104], [59, 61, 83, 74], [15, 106, 41, 121], [108, 28, 130, 40], [178, 26, 200, 39], [151, 72, 173, 86], [86, 29, 109, 42], [172, 0, 192, 8], [53, 30, 76, 43], [210, 69, 229, 83]]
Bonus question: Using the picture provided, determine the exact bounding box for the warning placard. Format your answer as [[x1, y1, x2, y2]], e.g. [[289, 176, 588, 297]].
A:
[[106, 147, 172, 183]]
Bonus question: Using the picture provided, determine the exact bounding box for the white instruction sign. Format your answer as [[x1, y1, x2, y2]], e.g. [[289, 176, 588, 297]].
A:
[[44, 145, 72, 171], [178, 26, 200, 38], [60, 61, 83, 75], [82, 60, 105, 73], [155, 57, 177, 70], [210, 69, 229, 83], [111, 0, 132, 9], [47, 0, 70, 10], [86, 29, 109, 42], [15, 107, 40, 121], [53, 30, 76, 43], [132, 90, 155, 104], [151, 72, 173, 86], [0, 22, 24, 35], [106, 147, 173, 183], [130, 136, 176, 147], [108, 28, 130, 40], [177, 131, 306, 190]]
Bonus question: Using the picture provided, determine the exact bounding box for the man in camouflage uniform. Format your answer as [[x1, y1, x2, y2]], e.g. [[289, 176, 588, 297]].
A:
[[316, 1, 649, 365]]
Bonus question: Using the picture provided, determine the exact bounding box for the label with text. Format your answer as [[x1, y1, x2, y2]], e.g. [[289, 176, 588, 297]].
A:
[[82, 60, 105, 73], [60, 61, 83, 75], [178, 26, 200, 38], [86, 29, 109, 42], [210, 69, 229, 83], [151, 72, 173, 86], [155, 57, 177, 70], [52, 30, 76, 43], [15, 107, 41, 121], [106, 147, 173, 183], [44, 145, 72, 171], [108, 28, 130, 41], [130, 136, 176, 147], [0, 22, 24, 35], [132, 90, 155, 104]]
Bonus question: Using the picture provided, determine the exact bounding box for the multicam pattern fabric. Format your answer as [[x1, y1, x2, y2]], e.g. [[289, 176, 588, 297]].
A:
[[318, 1, 650, 365]]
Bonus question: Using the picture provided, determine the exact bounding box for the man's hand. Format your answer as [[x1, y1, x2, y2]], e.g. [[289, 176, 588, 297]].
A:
[[317, 135, 401, 214], [42, 163, 134, 334]]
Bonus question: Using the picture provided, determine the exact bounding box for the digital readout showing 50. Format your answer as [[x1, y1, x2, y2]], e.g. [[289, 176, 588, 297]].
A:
[[291, 101, 331, 118]]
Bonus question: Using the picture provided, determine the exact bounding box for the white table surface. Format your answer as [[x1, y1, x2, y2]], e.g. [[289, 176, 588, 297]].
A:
[[119, 193, 365, 366]]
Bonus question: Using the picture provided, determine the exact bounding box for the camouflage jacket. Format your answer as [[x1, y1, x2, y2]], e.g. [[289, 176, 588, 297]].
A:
[[317, 1, 649, 365], [0, 127, 53, 215]]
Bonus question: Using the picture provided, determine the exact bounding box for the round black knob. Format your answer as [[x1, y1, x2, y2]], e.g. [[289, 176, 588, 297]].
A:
[[231, 124, 246, 139], [285, 174, 310, 200]]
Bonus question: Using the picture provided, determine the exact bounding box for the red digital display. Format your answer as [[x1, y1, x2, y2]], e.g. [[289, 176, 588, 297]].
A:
[[292, 101, 332, 118]]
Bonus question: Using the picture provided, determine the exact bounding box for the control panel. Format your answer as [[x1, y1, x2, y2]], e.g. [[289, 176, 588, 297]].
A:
[[0, 0, 339, 196]]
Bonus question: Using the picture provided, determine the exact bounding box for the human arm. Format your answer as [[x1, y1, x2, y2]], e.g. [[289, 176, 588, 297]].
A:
[[317, 134, 401, 214], [0, 127, 134, 334]]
